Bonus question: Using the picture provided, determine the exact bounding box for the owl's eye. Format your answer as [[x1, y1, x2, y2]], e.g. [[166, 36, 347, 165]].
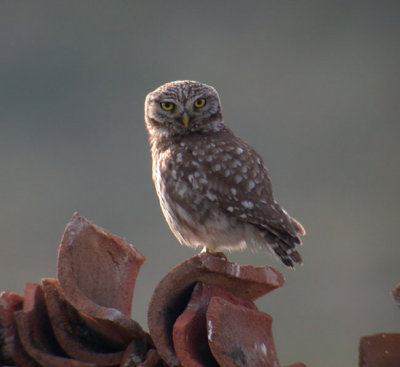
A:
[[160, 102, 175, 111], [193, 98, 206, 108]]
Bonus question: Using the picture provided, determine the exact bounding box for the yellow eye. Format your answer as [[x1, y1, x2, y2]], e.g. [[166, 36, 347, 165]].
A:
[[160, 102, 175, 111], [194, 98, 206, 108]]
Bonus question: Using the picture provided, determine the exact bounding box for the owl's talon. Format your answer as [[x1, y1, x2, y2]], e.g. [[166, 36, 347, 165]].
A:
[[213, 251, 228, 260], [202, 248, 227, 261]]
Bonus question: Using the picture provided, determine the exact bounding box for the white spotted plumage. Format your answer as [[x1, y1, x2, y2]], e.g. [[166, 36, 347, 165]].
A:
[[145, 80, 306, 267]]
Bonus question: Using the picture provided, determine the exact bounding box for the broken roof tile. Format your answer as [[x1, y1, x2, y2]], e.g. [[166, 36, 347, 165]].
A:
[[0, 291, 38, 366], [14, 283, 97, 367], [42, 277, 128, 365], [173, 281, 257, 367], [148, 252, 284, 366], [359, 333, 400, 367], [57, 212, 147, 344], [206, 296, 279, 367]]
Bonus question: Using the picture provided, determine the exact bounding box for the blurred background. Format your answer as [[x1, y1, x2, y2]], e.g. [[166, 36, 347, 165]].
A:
[[1, 1, 399, 366]]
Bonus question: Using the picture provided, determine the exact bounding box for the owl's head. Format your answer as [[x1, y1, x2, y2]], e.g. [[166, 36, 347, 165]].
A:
[[145, 80, 223, 137]]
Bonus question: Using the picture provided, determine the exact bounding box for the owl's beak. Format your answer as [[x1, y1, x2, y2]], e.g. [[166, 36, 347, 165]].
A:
[[181, 112, 190, 128]]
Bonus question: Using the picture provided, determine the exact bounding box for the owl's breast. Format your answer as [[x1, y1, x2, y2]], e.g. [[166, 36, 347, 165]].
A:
[[151, 142, 230, 246], [152, 144, 204, 210]]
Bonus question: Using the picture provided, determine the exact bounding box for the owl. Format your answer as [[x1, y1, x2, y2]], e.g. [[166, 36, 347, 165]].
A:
[[144, 80, 305, 268]]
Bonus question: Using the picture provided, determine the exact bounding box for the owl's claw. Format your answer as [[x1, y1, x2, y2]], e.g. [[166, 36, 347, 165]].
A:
[[201, 247, 227, 261]]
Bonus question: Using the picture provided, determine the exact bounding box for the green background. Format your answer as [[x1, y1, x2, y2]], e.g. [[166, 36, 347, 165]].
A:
[[1, 1, 399, 366]]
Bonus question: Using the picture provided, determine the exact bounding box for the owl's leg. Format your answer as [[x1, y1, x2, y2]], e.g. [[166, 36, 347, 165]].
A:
[[201, 247, 227, 261]]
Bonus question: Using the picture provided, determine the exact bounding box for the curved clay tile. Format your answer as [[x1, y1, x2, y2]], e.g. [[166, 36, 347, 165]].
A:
[[0, 291, 37, 366], [206, 296, 278, 367], [14, 283, 97, 367], [41, 277, 130, 366], [172, 282, 257, 367], [147, 252, 284, 366], [359, 333, 400, 367], [57, 212, 147, 345], [392, 283, 400, 307]]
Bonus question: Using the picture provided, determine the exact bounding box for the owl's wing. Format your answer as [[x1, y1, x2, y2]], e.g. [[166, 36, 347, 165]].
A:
[[198, 130, 305, 245]]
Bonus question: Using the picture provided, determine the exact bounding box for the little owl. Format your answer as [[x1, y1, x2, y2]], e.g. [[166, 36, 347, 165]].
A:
[[144, 80, 305, 268]]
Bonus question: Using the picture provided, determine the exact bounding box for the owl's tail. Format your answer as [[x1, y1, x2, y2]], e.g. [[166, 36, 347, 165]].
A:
[[270, 239, 303, 268], [263, 227, 304, 268]]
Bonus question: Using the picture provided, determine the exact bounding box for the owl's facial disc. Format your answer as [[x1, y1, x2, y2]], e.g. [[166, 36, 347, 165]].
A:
[[145, 81, 224, 136]]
